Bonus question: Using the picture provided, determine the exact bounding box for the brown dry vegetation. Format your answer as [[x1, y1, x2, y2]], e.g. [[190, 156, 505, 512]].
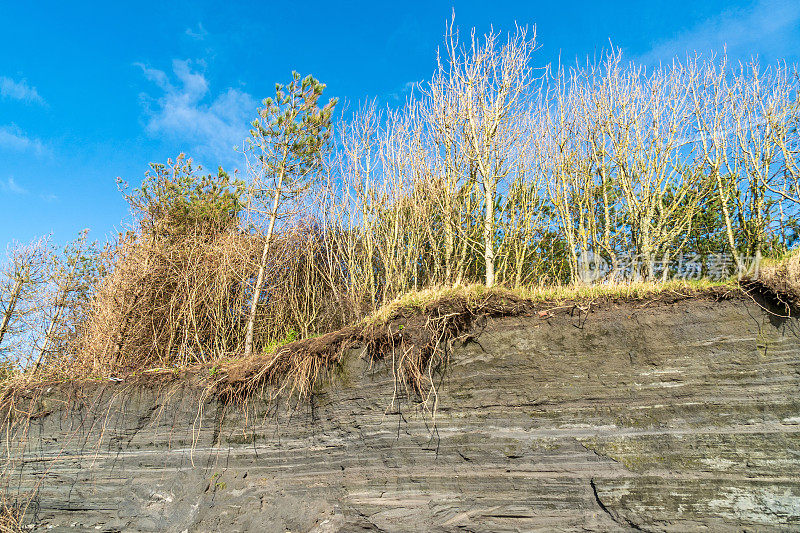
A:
[[77, 231, 256, 375], [0, 280, 737, 415], [0, 495, 24, 533], [1, 22, 799, 416], [742, 250, 800, 313], [207, 280, 739, 406]]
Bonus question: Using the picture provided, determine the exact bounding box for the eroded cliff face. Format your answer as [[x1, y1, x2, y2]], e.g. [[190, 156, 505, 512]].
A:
[[4, 296, 800, 532]]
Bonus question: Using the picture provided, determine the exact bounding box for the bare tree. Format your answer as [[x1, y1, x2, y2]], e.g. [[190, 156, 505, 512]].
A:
[[610, 60, 704, 279], [0, 237, 52, 365], [440, 21, 537, 286], [736, 62, 800, 255], [33, 229, 103, 371], [688, 55, 744, 270]]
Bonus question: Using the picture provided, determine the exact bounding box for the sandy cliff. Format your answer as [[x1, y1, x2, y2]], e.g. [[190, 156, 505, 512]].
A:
[[4, 295, 800, 531]]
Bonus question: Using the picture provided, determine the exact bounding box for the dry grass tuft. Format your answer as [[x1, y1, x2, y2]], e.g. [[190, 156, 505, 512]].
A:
[[208, 325, 360, 404], [76, 230, 256, 377], [746, 251, 800, 313], [364, 279, 728, 326], [0, 494, 25, 533]]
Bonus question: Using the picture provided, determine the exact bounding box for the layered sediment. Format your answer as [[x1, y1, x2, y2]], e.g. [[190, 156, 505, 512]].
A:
[[4, 295, 800, 531]]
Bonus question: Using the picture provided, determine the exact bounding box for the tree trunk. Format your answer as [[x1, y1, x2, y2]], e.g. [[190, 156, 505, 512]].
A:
[[34, 293, 64, 372], [483, 179, 495, 287], [0, 276, 23, 348], [715, 169, 743, 272], [243, 176, 283, 359]]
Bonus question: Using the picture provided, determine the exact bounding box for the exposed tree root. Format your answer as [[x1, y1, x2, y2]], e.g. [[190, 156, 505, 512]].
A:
[[0, 493, 28, 533], [742, 253, 800, 316], [204, 286, 736, 410]]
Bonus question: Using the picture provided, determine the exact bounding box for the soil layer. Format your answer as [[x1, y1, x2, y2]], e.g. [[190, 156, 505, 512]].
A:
[[4, 295, 800, 531]]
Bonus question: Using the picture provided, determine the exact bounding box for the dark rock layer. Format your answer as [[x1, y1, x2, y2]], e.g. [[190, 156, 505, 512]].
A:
[[4, 296, 800, 532]]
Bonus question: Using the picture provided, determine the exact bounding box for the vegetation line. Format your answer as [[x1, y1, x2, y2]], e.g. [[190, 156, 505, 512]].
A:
[[0, 20, 798, 403]]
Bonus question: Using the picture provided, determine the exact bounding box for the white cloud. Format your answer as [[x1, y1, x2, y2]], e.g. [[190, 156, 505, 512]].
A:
[[388, 80, 421, 103], [0, 177, 28, 195], [0, 76, 45, 105], [185, 23, 208, 40], [0, 125, 45, 154], [0, 178, 57, 202], [138, 59, 255, 164], [639, 0, 800, 65]]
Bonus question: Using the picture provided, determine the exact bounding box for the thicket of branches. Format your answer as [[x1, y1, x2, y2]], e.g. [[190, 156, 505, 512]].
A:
[[0, 232, 104, 375], [2, 23, 800, 377], [327, 30, 800, 292]]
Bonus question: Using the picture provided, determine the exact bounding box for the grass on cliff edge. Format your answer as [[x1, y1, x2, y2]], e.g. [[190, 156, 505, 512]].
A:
[[1, 277, 738, 409], [172, 277, 741, 407], [748, 249, 800, 311], [363, 278, 731, 326]]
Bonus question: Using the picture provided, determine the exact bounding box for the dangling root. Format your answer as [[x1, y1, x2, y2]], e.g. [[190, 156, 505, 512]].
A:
[[209, 290, 534, 410]]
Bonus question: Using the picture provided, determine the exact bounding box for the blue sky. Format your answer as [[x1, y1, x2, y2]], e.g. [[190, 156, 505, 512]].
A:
[[1, 0, 799, 252]]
